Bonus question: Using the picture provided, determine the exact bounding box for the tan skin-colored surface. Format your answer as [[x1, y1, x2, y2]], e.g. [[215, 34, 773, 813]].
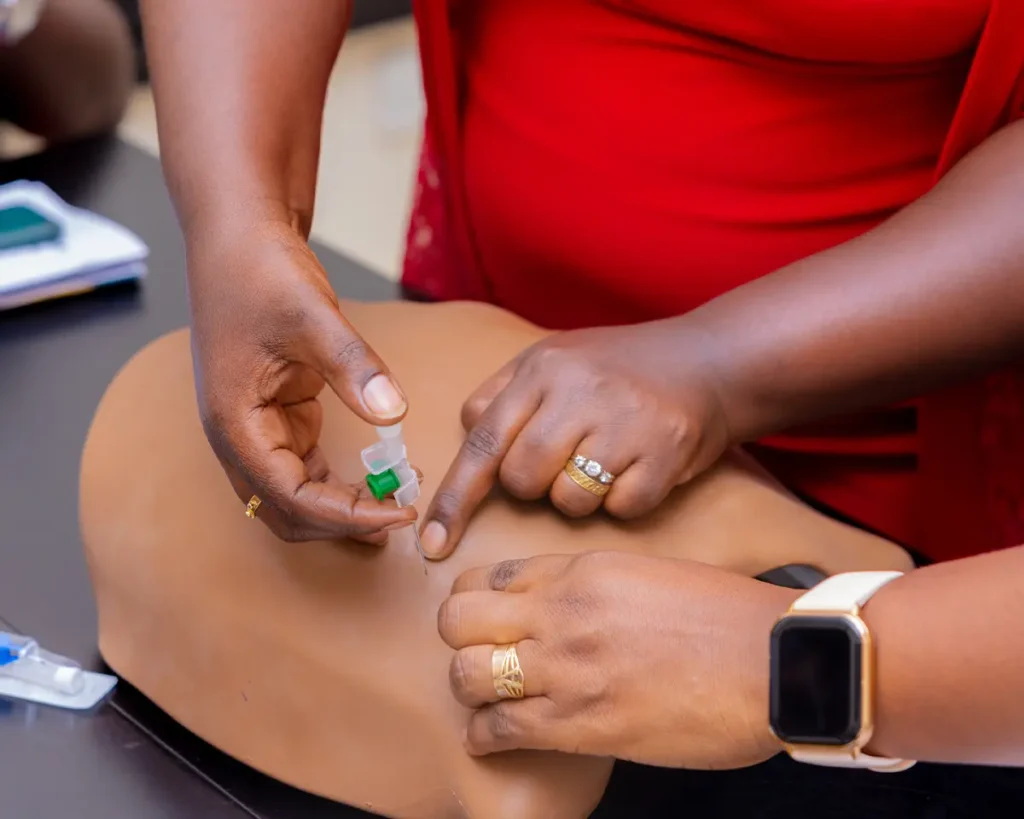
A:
[[80, 300, 913, 819]]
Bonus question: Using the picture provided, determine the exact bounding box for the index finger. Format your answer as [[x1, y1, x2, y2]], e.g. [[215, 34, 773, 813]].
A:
[[450, 555, 572, 594], [465, 698, 562, 756], [420, 380, 541, 560]]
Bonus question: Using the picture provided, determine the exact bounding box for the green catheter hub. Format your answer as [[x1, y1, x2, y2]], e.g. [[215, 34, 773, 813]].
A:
[[366, 467, 401, 501]]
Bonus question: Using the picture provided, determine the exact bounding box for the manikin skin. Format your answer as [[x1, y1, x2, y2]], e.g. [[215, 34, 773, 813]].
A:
[[79, 300, 913, 819]]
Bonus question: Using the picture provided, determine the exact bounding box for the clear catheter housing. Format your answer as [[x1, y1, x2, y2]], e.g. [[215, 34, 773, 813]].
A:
[[361, 422, 420, 508], [361, 422, 427, 570]]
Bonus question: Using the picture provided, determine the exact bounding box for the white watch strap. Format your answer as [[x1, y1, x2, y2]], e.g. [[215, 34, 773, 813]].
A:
[[787, 571, 913, 773], [790, 571, 903, 613], [789, 748, 915, 772]]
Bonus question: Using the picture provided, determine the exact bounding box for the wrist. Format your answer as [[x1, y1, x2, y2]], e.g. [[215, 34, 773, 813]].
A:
[[658, 314, 745, 448], [858, 573, 909, 759], [182, 201, 319, 299], [185, 192, 309, 243], [740, 582, 801, 760]]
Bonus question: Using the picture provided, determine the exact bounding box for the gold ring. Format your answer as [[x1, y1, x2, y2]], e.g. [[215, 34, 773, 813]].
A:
[[244, 495, 262, 519], [564, 455, 614, 497], [492, 644, 525, 699]]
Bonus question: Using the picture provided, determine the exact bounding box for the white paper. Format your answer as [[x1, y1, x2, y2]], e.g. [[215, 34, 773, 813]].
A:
[[0, 180, 148, 297]]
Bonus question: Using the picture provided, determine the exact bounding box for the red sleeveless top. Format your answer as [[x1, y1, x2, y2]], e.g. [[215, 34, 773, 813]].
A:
[[403, 0, 1024, 561]]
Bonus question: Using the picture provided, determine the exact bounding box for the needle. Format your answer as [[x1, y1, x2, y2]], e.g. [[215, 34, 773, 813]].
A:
[[411, 526, 428, 575]]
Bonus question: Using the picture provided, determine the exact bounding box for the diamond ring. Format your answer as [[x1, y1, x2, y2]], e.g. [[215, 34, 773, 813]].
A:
[[564, 454, 615, 497]]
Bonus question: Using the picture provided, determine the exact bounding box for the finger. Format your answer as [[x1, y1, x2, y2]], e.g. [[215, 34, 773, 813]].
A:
[[307, 306, 409, 424], [221, 447, 398, 543], [352, 530, 390, 547], [550, 436, 633, 518], [437, 590, 533, 649], [350, 483, 417, 540], [465, 697, 561, 756], [451, 554, 572, 594], [498, 405, 581, 501], [420, 380, 542, 560], [460, 357, 519, 430], [602, 459, 677, 520], [347, 484, 417, 545], [449, 639, 547, 708], [351, 514, 419, 546], [249, 446, 415, 541]]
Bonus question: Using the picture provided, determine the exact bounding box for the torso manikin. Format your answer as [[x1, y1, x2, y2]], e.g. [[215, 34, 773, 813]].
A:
[[80, 300, 912, 819]]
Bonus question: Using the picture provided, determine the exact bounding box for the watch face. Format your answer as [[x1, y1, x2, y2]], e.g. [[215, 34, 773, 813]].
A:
[[769, 616, 863, 745]]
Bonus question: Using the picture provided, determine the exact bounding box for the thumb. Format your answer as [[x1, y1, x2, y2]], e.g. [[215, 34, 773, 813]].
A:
[[310, 307, 408, 424]]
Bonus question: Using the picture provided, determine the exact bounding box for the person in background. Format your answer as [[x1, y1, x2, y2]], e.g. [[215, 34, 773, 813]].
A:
[[0, 0, 133, 143]]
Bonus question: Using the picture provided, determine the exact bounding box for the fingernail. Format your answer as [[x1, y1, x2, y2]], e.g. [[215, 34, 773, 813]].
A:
[[421, 520, 447, 558], [363, 375, 406, 418]]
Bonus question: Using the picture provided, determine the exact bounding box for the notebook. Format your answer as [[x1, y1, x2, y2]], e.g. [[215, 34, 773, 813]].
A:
[[0, 181, 148, 310]]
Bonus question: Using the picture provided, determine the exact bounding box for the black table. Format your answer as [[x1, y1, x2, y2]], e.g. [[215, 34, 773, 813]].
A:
[[2, 138, 1022, 819], [0, 137, 399, 819]]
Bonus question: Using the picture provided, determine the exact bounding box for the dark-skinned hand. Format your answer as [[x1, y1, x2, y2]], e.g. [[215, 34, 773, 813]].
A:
[[420, 322, 731, 558], [187, 214, 416, 544], [438, 551, 795, 766]]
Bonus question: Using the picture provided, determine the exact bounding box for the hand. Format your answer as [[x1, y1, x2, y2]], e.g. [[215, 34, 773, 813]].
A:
[[187, 214, 416, 544], [420, 322, 731, 558], [438, 551, 794, 767]]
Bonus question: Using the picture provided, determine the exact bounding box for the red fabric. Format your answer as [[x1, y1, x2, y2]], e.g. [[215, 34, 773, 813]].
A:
[[916, 1, 1024, 560], [407, 0, 1024, 561]]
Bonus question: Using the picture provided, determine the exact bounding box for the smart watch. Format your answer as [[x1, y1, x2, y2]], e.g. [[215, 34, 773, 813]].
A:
[[769, 571, 916, 772]]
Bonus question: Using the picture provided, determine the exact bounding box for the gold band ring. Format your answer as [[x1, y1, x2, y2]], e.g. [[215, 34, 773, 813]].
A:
[[492, 644, 525, 699], [244, 495, 262, 519], [564, 454, 615, 498]]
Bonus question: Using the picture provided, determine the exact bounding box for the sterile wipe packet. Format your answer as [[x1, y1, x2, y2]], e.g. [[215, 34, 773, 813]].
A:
[[0, 667, 117, 711]]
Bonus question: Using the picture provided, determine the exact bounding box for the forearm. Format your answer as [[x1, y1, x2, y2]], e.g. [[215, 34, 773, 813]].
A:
[[140, 0, 351, 238], [681, 119, 1024, 441], [0, 0, 134, 141], [862, 545, 1024, 766]]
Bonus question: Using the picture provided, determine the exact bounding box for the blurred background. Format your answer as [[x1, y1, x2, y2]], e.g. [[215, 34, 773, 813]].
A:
[[0, 0, 422, 281]]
